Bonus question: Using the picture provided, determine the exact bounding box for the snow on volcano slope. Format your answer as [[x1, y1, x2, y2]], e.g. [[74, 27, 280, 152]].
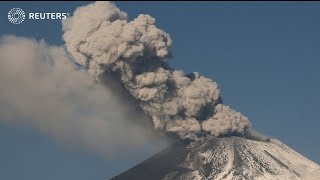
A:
[[172, 137, 320, 180], [111, 137, 320, 180]]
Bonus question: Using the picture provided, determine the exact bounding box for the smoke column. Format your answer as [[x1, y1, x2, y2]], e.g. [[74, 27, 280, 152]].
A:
[[62, 1, 251, 140], [0, 1, 253, 157]]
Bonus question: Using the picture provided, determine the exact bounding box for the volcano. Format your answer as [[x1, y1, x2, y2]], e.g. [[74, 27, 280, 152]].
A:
[[111, 136, 320, 180]]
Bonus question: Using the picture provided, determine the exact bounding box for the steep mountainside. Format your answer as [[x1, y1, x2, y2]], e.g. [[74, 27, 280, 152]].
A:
[[112, 137, 320, 180]]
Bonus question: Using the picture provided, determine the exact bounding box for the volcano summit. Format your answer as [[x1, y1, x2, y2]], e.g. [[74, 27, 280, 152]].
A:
[[48, 2, 320, 179], [112, 136, 320, 180]]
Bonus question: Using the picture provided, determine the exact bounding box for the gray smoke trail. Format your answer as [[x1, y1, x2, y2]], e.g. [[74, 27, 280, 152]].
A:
[[245, 128, 271, 142], [0, 35, 166, 156], [62, 1, 251, 140]]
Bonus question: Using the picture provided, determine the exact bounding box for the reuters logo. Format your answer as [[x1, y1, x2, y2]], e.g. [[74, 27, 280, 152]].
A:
[[8, 8, 26, 24]]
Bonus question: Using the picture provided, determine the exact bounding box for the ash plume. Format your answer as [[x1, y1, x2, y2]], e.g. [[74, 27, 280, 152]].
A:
[[0, 1, 253, 158], [0, 35, 165, 156], [62, 1, 251, 140]]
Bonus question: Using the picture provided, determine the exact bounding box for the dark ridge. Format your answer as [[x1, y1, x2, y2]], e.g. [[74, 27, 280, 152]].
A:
[[232, 143, 245, 175], [110, 140, 189, 180], [264, 150, 301, 177], [246, 149, 276, 175]]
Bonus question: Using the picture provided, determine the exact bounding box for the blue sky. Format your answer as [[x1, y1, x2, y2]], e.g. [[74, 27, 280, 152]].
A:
[[0, 1, 319, 179]]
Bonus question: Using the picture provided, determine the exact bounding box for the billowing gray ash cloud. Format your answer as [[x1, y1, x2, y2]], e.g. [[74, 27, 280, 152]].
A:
[[62, 1, 251, 140]]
